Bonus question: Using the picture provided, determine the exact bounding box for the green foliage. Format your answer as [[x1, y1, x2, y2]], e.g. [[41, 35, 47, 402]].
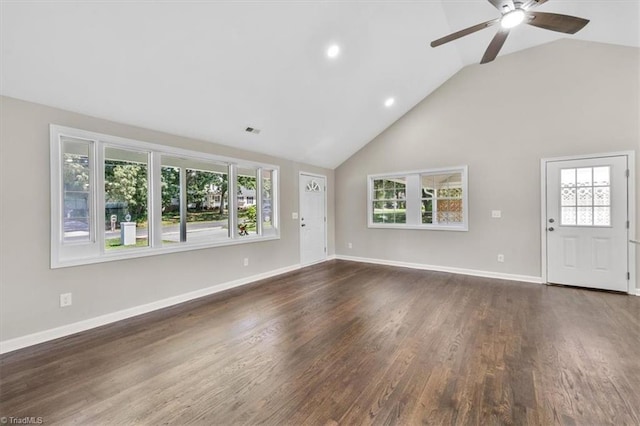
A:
[[186, 169, 221, 210], [373, 179, 406, 200], [107, 163, 260, 225], [63, 154, 90, 191], [105, 237, 149, 248], [104, 160, 148, 223], [237, 176, 256, 192], [244, 204, 257, 224], [161, 167, 180, 210]]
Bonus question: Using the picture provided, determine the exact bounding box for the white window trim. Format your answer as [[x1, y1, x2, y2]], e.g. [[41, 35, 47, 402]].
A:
[[50, 125, 280, 269], [367, 166, 469, 231]]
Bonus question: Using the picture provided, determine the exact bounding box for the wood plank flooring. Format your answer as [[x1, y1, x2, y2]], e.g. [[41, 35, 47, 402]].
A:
[[1, 260, 639, 425]]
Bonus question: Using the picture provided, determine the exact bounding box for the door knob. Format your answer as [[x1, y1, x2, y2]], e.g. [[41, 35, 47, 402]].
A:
[[548, 227, 554, 232], [548, 218, 555, 223]]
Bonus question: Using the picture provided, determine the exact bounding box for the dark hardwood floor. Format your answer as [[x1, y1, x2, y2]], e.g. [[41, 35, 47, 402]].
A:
[[1, 260, 639, 425]]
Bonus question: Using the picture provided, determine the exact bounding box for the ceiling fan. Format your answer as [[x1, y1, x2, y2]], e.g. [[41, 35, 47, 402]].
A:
[[430, 0, 590, 64]]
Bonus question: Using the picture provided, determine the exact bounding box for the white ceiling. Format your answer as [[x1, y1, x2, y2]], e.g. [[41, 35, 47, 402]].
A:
[[2, 1, 639, 169]]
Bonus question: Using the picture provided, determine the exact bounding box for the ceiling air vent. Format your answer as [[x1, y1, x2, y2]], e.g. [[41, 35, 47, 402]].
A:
[[245, 126, 261, 135]]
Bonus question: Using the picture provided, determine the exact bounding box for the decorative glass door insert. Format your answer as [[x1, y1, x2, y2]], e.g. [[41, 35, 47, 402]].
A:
[[560, 166, 610, 226]]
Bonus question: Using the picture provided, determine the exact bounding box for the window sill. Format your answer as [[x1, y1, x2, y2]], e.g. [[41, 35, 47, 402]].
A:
[[367, 223, 468, 232], [52, 234, 280, 269]]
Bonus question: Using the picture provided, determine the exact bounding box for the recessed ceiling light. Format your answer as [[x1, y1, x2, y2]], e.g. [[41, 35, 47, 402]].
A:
[[384, 97, 395, 108], [326, 44, 340, 59]]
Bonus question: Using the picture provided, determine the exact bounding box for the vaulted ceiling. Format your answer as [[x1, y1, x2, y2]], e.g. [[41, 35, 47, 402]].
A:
[[1, 1, 638, 168]]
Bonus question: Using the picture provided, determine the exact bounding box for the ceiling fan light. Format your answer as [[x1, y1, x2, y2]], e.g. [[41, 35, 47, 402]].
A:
[[501, 9, 526, 29]]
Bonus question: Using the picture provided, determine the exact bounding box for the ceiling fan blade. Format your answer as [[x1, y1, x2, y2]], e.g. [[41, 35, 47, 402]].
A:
[[521, 0, 549, 9], [526, 11, 590, 34], [480, 29, 510, 64], [431, 18, 500, 48], [487, 0, 515, 13]]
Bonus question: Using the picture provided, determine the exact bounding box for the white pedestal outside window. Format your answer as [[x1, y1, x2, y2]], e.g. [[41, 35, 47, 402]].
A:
[[120, 222, 137, 246]]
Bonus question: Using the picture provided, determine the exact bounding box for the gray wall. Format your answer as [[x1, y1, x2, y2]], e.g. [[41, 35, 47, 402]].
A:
[[336, 40, 639, 289], [0, 96, 335, 341]]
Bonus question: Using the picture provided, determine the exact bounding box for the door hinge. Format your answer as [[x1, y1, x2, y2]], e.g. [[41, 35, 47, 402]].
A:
[[626, 169, 630, 178], [324, 247, 327, 253], [627, 220, 630, 229], [628, 272, 631, 280]]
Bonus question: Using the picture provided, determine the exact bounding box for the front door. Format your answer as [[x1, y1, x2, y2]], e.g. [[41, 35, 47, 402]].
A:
[[299, 173, 326, 265], [545, 155, 629, 292]]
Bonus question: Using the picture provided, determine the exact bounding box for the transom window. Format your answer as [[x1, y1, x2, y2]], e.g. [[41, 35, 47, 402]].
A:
[[560, 166, 611, 226], [368, 166, 468, 231], [51, 125, 279, 268]]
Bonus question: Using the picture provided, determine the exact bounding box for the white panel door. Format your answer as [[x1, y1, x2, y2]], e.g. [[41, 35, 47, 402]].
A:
[[300, 174, 326, 265], [546, 155, 629, 291]]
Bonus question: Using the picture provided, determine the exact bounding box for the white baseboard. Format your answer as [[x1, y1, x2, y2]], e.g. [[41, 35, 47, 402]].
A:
[[0, 263, 304, 355], [335, 254, 544, 284]]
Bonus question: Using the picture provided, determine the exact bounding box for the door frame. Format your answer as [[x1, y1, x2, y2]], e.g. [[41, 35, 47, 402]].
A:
[[540, 151, 636, 294], [299, 171, 328, 266]]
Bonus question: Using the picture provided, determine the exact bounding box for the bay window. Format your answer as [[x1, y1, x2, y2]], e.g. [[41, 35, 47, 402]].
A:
[[50, 125, 279, 268]]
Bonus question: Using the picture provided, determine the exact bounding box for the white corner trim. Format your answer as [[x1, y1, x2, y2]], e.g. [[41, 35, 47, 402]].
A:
[[636, 288, 640, 296], [0, 263, 304, 355], [335, 255, 544, 284]]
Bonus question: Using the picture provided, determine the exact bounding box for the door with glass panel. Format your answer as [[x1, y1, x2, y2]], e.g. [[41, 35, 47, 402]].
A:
[[545, 155, 629, 292], [299, 173, 326, 265]]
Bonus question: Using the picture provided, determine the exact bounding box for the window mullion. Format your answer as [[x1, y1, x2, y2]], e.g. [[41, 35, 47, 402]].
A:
[[149, 152, 163, 248], [405, 174, 420, 225]]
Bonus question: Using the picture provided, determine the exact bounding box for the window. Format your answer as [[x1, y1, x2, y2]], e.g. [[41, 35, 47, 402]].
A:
[[560, 166, 611, 226], [104, 147, 150, 249], [368, 167, 468, 230], [51, 125, 280, 268], [261, 169, 276, 236], [62, 137, 92, 243], [237, 167, 257, 237], [372, 177, 407, 224], [160, 156, 231, 245], [421, 172, 464, 225]]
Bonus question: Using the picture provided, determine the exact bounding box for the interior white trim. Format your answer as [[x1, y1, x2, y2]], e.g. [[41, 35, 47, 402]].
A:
[[540, 151, 636, 295], [336, 255, 543, 284], [0, 263, 304, 355]]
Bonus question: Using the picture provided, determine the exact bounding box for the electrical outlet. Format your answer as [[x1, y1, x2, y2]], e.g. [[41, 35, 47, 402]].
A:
[[243, 258, 249, 267], [492, 210, 502, 218], [60, 293, 72, 307], [348, 242, 353, 249], [497, 254, 505, 263], [292, 212, 298, 219]]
